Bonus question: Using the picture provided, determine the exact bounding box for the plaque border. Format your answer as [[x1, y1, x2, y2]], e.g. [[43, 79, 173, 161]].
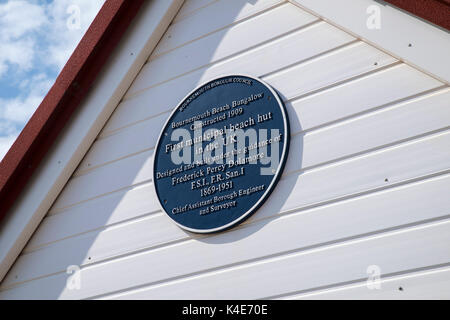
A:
[[152, 74, 290, 234]]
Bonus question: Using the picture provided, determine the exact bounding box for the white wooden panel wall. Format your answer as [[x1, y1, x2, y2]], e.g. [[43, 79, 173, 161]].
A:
[[1, 0, 449, 299]]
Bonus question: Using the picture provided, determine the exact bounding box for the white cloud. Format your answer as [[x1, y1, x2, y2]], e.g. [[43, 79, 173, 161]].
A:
[[48, 0, 108, 73], [0, 0, 105, 74], [44, 0, 106, 71], [0, 0, 105, 162], [1, 73, 53, 123], [0, 1, 48, 38], [0, 1, 47, 77]]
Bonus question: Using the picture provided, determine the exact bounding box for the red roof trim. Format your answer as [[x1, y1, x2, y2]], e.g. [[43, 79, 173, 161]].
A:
[[384, 0, 450, 31], [0, 0, 145, 222]]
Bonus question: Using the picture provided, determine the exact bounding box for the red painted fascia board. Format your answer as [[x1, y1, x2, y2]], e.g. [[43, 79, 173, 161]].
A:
[[384, 0, 450, 30], [0, 0, 145, 222]]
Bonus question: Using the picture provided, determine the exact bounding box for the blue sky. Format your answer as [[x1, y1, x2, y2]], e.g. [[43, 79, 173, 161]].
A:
[[0, 0, 105, 160]]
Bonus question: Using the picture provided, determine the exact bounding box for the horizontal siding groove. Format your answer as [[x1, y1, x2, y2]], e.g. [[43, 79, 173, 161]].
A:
[[273, 169, 450, 225], [39, 120, 450, 246], [5, 202, 450, 295], [288, 84, 448, 137], [47, 177, 154, 217], [281, 61, 401, 105], [25, 128, 450, 249], [96, 20, 327, 140], [90, 218, 450, 300], [21, 211, 165, 256], [28, 163, 450, 261], [151, 0, 293, 60], [288, 125, 450, 176], [97, 107, 175, 142], [9, 168, 450, 290], [43, 124, 445, 244], [124, 18, 324, 102], [144, 19, 324, 97], [259, 39, 360, 79], [72, 146, 155, 178], [82, 62, 426, 177], [97, 42, 357, 143], [52, 118, 450, 215], [104, 29, 384, 136], [127, 36, 359, 103], [32, 165, 450, 253], [78, 64, 409, 177], [260, 41, 395, 86], [2, 236, 195, 291], [73, 85, 448, 181], [101, 41, 394, 140], [98, 54, 401, 143], [97, 61, 432, 144], [34, 128, 450, 249], [292, 85, 449, 135], [148, 0, 288, 61], [265, 263, 450, 300]]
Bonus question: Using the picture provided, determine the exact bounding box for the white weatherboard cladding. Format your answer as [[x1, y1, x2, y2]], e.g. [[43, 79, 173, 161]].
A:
[[1, 0, 449, 299], [289, 0, 450, 83], [0, 0, 184, 283], [281, 267, 450, 300]]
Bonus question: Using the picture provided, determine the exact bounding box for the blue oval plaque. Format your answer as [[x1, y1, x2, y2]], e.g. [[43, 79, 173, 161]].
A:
[[153, 75, 289, 233]]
